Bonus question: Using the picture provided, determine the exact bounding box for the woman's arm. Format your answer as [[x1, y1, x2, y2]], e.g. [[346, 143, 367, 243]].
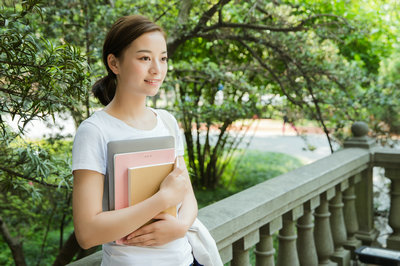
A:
[[123, 156, 198, 246], [73, 166, 186, 249]]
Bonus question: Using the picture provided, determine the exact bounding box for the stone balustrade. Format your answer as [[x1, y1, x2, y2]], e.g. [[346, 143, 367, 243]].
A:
[[68, 123, 400, 266]]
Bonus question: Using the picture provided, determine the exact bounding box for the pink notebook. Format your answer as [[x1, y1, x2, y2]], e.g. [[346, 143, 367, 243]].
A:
[[113, 148, 175, 210]]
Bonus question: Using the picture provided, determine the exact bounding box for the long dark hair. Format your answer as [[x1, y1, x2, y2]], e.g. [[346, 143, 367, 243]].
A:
[[92, 15, 166, 106]]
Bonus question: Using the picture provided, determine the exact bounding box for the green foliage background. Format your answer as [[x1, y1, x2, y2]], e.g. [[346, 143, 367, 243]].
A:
[[1, 0, 399, 264]]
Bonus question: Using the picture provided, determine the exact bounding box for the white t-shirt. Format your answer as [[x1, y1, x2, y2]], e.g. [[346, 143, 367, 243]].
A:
[[72, 108, 193, 266]]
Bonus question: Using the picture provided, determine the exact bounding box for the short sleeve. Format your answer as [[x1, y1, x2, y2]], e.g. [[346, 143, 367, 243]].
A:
[[172, 115, 185, 157], [159, 109, 185, 157], [72, 121, 107, 175]]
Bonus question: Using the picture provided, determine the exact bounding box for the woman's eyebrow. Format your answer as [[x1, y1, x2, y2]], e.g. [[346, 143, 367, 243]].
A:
[[136, 49, 168, 54]]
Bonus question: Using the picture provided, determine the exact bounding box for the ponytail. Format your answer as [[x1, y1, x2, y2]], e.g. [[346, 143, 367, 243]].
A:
[[92, 74, 116, 106]]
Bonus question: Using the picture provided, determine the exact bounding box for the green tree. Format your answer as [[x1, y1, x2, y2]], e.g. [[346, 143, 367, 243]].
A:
[[293, 0, 400, 139], [366, 50, 400, 142], [161, 0, 367, 188], [1, 2, 90, 265]]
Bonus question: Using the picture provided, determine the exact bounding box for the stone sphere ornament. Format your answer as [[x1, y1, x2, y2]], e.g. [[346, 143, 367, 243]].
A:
[[351, 121, 369, 137]]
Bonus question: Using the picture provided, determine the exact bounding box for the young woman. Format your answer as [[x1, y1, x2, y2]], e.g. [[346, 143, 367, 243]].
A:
[[72, 15, 198, 265]]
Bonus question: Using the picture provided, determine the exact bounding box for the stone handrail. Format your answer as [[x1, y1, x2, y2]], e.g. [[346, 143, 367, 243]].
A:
[[200, 147, 370, 264], [201, 145, 400, 265], [69, 123, 400, 266]]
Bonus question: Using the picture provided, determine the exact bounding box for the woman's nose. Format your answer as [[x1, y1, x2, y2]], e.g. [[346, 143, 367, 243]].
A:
[[149, 60, 161, 74]]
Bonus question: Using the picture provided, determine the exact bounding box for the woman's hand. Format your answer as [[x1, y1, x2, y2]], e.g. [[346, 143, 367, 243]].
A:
[[159, 164, 187, 208], [122, 213, 189, 246]]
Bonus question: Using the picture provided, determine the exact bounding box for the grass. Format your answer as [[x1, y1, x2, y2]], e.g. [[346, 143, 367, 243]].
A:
[[194, 150, 304, 209]]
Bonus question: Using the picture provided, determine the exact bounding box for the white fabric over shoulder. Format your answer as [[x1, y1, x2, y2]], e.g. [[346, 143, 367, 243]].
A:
[[187, 218, 223, 266]]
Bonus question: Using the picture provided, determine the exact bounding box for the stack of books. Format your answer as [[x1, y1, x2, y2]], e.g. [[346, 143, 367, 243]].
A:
[[106, 136, 176, 244]]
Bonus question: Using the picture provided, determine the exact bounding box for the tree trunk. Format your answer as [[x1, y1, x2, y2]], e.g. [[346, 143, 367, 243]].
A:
[[0, 216, 27, 266], [177, 0, 192, 25], [52, 231, 81, 266]]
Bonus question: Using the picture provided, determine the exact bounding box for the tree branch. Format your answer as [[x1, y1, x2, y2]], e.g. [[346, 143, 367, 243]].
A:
[[195, 32, 305, 105], [201, 13, 348, 33], [202, 21, 304, 32], [0, 167, 68, 189], [0, 60, 44, 69], [0, 86, 66, 107], [239, 41, 305, 104], [303, 80, 335, 153], [154, 1, 178, 22], [255, 5, 273, 21], [167, 0, 231, 56], [194, 32, 335, 151], [265, 43, 335, 152], [192, 0, 231, 32]]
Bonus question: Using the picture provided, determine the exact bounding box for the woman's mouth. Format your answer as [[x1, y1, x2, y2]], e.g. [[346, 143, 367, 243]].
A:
[[144, 79, 161, 85]]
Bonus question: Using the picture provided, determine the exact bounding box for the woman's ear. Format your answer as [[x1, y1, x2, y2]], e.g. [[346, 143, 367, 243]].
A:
[[107, 54, 119, 75]]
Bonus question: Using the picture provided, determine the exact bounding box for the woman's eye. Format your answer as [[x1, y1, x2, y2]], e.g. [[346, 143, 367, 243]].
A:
[[140, 56, 151, 61], [161, 57, 168, 62]]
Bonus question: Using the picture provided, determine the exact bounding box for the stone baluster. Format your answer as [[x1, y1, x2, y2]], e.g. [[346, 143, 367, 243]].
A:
[[255, 217, 282, 266], [344, 121, 378, 245], [354, 168, 379, 245], [314, 189, 337, 265], [296, 197, 319, 266], [343, 174, 362, 256], [231, 230, 259, 266], [385, 167, 400, 250], [329, 183, 351, 265], [219, 245, 232, 265], [277, 206, 303, 266]]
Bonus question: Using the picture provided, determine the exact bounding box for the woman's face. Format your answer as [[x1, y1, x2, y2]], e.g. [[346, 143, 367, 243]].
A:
[[111, 31, 168, 97]]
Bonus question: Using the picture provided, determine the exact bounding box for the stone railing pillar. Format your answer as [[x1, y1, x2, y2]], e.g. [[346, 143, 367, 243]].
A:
[[343, 121, 375, 149], [314, 190, 337, 265], [231, 230, 259, 266], [255, 217, 282, 266], [385, 167, 400, 250], [344, 121, 378, 245], [277, 207, 303, 266], [354, 167, 379, 245], [343, 174, 362, 255], [296, 197, 319, 266], [329, 183, 351, 265]]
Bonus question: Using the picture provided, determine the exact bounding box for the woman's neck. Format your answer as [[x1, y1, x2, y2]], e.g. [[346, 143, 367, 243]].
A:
[[103, 91, 157, 130], [106, 85, 148, 115], [106, 98, 146, 118]]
